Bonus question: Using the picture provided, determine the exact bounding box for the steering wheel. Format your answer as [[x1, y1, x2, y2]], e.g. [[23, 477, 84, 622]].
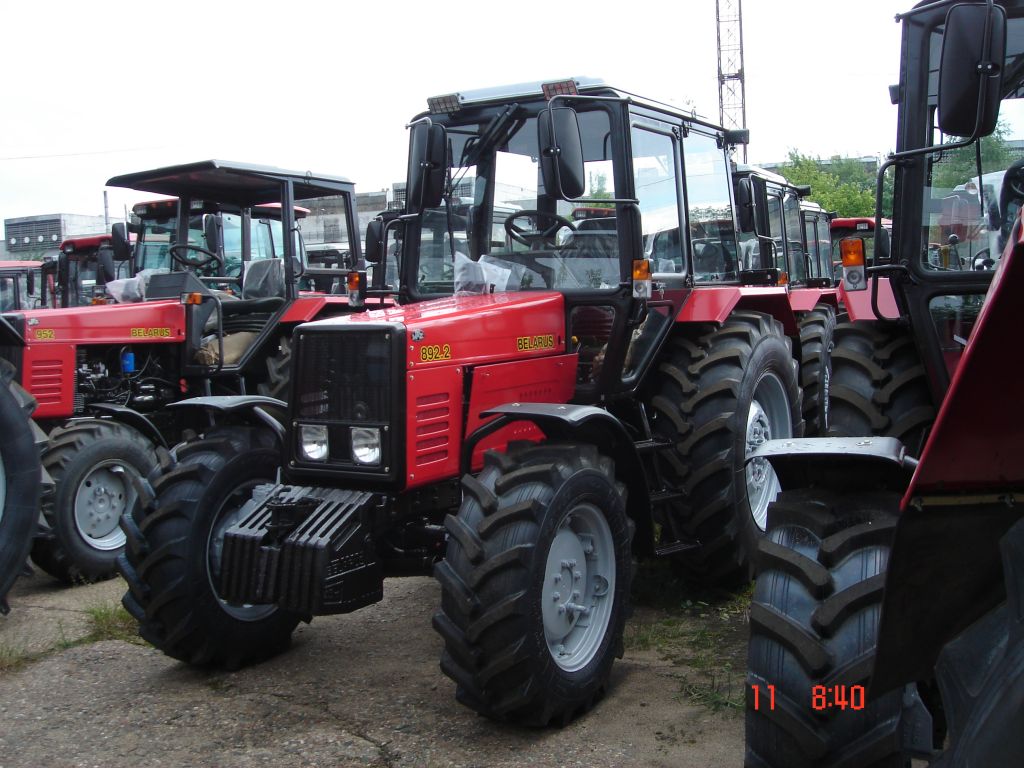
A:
[[504, 210, 576, 247], [169, 243, 222, 269], [971, 249, 996, 271]]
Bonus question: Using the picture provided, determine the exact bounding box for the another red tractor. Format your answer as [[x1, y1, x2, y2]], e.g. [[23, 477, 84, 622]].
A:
[[122, 78, 853, 724], [732, 166, 840, 435], [745, 1, 1023, 764], [1, 161, 365, 584]]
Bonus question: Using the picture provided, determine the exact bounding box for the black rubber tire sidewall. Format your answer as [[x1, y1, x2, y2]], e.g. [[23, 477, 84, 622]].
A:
[[0, 382, 41, 605], [728, 332, 803, 577]]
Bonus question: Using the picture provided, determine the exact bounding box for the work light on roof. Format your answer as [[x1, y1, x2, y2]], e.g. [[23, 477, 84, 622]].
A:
[[428, 93, 462, 114], [542, 79, 579, 100]]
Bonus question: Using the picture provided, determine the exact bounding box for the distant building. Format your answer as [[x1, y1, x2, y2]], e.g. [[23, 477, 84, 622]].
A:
[[3, 213, 109, 260]]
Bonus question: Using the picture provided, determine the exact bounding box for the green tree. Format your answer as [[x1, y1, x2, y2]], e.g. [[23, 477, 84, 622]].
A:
[[779, 151, 877, 217], [930, 120, 1013, 191]]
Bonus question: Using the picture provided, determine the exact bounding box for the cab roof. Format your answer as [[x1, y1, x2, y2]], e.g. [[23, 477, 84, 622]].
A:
[[107, 160, 354, 207]]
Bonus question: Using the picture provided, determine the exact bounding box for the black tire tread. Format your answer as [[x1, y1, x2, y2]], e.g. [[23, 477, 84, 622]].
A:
[[826, 315, 935, 454], [647, 310, 804, 585], [435, 442, 632, 726], [746, 489, 905, 767]]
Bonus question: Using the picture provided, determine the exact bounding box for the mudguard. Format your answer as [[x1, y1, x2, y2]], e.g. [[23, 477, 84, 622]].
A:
[[166, 395, 288, 443]]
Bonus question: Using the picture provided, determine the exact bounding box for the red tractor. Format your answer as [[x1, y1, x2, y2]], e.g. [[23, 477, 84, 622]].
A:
[[745, 1, 1023, 764], [1, 161, 365, 584], [732, 166, 841, 435], [121, 78, 852, 724]]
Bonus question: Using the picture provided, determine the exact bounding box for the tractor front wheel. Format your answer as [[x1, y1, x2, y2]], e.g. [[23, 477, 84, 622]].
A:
[[31, 419, 157, 584], [434, 442, 633, 726], [117, 427, 300, 667], [745, 489, 907, 767]]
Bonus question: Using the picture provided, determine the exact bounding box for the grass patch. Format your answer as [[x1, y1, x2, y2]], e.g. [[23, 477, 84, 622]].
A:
[[0, 642, 30, 673], [626, 562, 752, 714], [83, 603, 142, 645]]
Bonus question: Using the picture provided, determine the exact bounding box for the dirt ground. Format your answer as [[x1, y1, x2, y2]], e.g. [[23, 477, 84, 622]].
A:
[[0, 566, 746, 768]]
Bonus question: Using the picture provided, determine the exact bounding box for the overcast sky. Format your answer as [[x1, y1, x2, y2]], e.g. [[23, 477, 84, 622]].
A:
[[0, 0, 905, 222]]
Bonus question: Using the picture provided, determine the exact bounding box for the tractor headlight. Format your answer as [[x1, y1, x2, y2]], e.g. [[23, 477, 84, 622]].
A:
[[299, 424, 329, 461], [351, 427, 381, 466]]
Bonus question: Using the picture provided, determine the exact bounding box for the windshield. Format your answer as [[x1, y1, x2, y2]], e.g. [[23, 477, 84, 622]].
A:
[[407, 107, 622, 297], [137, 213, 286, 276]]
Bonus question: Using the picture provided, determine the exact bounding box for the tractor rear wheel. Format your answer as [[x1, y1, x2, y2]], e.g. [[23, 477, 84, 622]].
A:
[[256, 335, 291, 400], [797, 303, 836, 436], [434, 442, 633, 726], [0, 360, 42, 611], [745, 489, 907, 767], [647, 310, 803, 586], [826, 316, 934, 455], [117, 427, 300, 667], [31, 419, 157, 584]]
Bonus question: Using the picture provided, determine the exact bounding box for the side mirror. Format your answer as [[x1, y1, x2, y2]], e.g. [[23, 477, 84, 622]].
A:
[[407, 122, 447, 210], [26, 269, 35, 296], [938, 3, 1006, 138], [97, 246, 116, 284], [724, 128, 749, 146], [539, 106, 586, 199], [365, 220, 384, 264], [750, 176, 770, 237], [734, 178, 754, 232], [875, 226, 892, 264], [111, 222, 132, 262]]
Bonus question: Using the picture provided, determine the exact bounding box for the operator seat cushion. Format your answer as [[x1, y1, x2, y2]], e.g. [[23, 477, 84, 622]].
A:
[[221, 258, 286, 316]]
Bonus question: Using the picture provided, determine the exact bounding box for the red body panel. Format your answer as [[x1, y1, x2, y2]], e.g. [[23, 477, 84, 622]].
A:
[[18, 301, 186, 419], [903, 226, 1024, 499], [341, 292, 568, 370], [60, 235, 110, 251], [464, 355, 578, 472], [319, 292, 575, 489], [838, 278, 900, 321], [279, 294, 372, 323], [676, 286, 795, 333], [405, 365, 465, 488], [789, 287, 840, 313]]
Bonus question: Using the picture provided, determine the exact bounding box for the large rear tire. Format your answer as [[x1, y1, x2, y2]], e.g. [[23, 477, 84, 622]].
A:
[[826, 316, 934, 455], [117, 427, 300, 668], [797, 304, 836, 436], [255, 335, 291, 400], [647, 310, 803, 586], [0, 361, 42, 611], [31, 419, 157, 584], [434, 442, 633, 726], [745, 489, 907, 767]]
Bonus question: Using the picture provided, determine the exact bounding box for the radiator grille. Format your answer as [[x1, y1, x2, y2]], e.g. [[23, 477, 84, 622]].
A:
[[294, 330, 391, 423]]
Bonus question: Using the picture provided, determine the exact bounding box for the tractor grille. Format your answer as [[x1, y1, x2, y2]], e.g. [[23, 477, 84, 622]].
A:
[[294, 329, 392, 422], [290, 325, 402, 480]]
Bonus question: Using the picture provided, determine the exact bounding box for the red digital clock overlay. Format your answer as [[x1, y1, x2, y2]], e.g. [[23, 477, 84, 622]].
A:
[[748, 683, 867, 711]]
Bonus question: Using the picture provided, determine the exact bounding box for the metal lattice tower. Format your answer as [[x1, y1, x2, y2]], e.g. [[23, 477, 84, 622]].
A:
[[716, 0, 747, 162]]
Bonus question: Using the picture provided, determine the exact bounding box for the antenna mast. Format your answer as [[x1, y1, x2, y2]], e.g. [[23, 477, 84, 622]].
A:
[[716, 0, 747, 162]]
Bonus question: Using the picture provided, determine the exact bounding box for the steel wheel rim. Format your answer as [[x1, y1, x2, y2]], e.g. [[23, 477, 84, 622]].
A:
[[73, 461, 134, 551], [541, 501, 616, 672], [206, 480, 276, 622], [745, 372, 792, 531]]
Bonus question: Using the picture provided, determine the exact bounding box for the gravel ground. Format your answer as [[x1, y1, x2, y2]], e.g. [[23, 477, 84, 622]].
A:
[[0, 571, 744, 767]]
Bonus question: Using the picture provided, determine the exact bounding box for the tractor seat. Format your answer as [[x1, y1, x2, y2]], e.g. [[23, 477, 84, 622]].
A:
[[221, 258, 286, 317]]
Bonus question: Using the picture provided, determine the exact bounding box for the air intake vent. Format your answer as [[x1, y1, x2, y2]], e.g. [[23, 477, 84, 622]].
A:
[[414, 392, 450, 466], [31, 359, 64, 407]]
